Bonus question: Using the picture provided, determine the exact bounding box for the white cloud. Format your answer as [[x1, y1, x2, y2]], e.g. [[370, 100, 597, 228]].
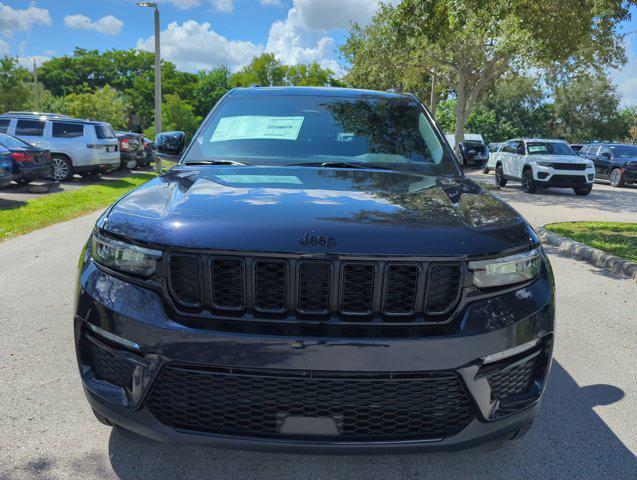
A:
[[212, 0, 234, 13], [136, 20, 263, 72], [293, 0, 391, 31], [17, 55, 51, 69], [64, 14, 123, 35], [162, 0, 202, 8], [0, 39, 8, 56], [0, 2, 52, 36], [261, 0, 282, 5]]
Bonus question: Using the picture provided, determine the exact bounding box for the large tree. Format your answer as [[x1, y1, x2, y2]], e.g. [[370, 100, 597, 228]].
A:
[[0, 57, 33, 113], [342, 0, 633, 151]]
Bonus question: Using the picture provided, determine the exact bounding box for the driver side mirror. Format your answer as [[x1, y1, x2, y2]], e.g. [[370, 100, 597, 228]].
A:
[[155, 131, 186, 161], [601, 152, 611, 159]]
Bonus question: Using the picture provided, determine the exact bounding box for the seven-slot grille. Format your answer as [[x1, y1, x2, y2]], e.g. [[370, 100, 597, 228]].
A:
[[146, 365, 475, 440], [550, 163, 587, 171], [168, 253, 462, 320]]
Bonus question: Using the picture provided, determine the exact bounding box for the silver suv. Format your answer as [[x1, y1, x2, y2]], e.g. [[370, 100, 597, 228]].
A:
[[0, 114, 120, 181]]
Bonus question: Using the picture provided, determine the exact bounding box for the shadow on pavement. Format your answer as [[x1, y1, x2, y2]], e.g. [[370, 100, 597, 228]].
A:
[[89, 362, 635, 480]]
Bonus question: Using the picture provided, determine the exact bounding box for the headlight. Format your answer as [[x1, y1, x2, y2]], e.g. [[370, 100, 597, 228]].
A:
[[469, 248, 541, 288], [91, 230, 162, 277], [537, 162, 553, 167]]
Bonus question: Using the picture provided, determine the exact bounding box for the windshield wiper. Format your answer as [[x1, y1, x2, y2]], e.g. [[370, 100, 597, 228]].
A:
[[183, 159, 246, 166], [287, 161, 392, 170]]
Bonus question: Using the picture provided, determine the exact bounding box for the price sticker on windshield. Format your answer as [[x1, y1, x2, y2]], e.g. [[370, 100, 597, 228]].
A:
[[211, 116, 304, 142]]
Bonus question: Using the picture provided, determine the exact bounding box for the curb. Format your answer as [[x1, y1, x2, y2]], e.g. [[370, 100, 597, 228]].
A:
[[536, 227, 637, 283]]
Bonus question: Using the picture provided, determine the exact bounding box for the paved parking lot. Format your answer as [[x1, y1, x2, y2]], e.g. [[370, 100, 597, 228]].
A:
[[0, 176, 635, 479]]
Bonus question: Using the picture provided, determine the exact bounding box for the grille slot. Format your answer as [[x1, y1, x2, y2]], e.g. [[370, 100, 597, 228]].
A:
[[169, 254, 202, 306], [341, 263, 375, 315], [383, 264, 420, 315], [488, 356, 538, 401], [85, 337, 135, 388], [211, 258, 244, 310], [254, 260, 287, 312], [551, 163, 586, 171], [147, 366, 475, 441], [425, 264, 461, 314], [297, 262, 331, 314]]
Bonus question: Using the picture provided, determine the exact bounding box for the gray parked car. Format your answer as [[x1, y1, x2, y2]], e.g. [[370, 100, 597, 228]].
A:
[[0, 114, 119, 181]]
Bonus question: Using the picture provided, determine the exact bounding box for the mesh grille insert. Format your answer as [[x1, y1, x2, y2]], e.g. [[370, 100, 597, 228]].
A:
[[254, 260, 287, 312], [488, 356, 538, 401], [341, 264, 375, 314], [169, 255, 201, 305], [86, 338, 135, 388], [146, 366, 475, 441], [426, 264, 461, 313], [211, 258, 244, 309], [298, 262, 330, 314], [384, 264, 419, 315]]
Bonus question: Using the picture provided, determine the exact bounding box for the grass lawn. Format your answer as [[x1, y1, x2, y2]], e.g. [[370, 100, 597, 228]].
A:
[[544, 222, 637, 263], [0, 172, 157, 241]]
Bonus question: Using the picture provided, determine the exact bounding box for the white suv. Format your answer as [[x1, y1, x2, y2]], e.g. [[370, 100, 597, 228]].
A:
[[489, 138, 595, 195], [0, 114, 120, 181]]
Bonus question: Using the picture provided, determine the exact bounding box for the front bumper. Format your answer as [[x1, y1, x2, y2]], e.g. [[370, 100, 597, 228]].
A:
[[74, 257, 555, 453], [534, 165, 594, 187]]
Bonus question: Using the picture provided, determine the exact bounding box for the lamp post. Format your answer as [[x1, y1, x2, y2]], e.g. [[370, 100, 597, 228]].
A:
[[29, 57, 40, 111], [137, 1, 162, 174]]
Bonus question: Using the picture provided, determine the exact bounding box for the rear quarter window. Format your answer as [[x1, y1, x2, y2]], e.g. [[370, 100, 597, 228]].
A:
[[15, 119, 45, 136], [94, 124, 116, 140], [0, 119, 9, 134], [52, 122, 85, 138]]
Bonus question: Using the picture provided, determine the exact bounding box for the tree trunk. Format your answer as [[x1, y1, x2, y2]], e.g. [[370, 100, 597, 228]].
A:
[[454, 83, 467, 159]]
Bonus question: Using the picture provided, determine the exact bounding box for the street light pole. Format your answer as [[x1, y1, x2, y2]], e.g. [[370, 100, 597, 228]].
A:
[[138, 2, 162, 174], [30, 58, 40, 111]]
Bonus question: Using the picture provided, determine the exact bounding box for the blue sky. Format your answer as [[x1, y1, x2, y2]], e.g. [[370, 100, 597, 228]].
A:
[[1, 1, 636, 103]]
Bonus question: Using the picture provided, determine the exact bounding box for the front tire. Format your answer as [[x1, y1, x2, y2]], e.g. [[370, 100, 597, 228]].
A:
[[125, 157, 138, 170], [483, 166, 490, 174], [50, 155, 73, 182], [609, 168, 625, 187], [495, 165, 507, 187], [574, 185, 593, 196], [522, 169, 537, 193]]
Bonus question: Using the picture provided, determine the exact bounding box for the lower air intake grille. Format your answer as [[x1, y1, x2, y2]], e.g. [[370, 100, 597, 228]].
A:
[[86, 338, 135, 388], [146, 366, 475, 440], [488, 356, 538, 401], [169, 255, 201, 306], [254, 260, 287, 312], [341, 264, 375, 315], [426, 264, 462, 313]]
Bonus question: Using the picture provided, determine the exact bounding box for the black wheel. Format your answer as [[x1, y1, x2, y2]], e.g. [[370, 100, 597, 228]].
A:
[[124, 157, 138, 170], [50, 155, 73, 182], [483, 166, 490, 174], [522, 169, 537, 193], [92, 408, 113, 427], [609, 168, 625, 187], [495, 165, 507, 187], [574, 185, 592, 196]]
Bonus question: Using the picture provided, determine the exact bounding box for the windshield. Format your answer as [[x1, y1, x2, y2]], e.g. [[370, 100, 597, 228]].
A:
[[526, 142, 574, 156], [183, 95, 458, 175], [0, 133, 31, 149], [610, 145, 637, 158]]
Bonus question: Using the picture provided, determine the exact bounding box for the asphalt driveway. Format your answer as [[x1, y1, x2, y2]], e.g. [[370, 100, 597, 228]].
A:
[[0, 181, 635, 479]]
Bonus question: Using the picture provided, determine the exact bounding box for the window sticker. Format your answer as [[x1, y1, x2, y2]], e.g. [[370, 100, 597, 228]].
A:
[[210, 116, 305, 142], [528, 145, 548, 153], [214, 175, 303, 185]]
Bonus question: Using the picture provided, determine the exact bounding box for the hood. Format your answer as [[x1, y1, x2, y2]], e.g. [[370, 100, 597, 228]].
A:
[[99, 166, 534, 256], [531, 154, 588, 163]]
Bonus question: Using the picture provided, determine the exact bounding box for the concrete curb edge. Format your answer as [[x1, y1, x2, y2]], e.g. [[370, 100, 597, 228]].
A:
[[536, 227, 637, 283]]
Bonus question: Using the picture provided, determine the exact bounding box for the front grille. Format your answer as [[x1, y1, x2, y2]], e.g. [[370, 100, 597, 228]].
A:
[[146, 366, 475, 441], [85, 337, 135, 388], [167, 253, 463, 323], [551, 163, 587, 171], [488, 356, 538, 401]]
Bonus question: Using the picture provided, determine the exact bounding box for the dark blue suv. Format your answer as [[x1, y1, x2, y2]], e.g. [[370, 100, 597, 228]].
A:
[[74, 87, 555, 453], [581, 142, 637, 187]]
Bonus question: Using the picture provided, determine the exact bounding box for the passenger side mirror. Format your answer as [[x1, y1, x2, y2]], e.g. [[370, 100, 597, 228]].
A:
[[155, 131, 186, 161]]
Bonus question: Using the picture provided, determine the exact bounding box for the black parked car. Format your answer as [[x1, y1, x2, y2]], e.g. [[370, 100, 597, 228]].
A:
[[0, 133, 51, 185], [74, 87, 555, 453], [581, 142, 637, 187], [458, 140, 488, 167], [115, 131, 145, 170], [0, 147, 15, 187]]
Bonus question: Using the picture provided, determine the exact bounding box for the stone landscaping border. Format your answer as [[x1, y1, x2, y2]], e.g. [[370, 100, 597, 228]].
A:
[[536, 227, 637, 283]]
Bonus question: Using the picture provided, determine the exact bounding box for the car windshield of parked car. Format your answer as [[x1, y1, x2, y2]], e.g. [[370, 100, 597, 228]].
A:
[[184, 95, 458, 175], [610, 145, 637, 158], [526, 142, 574, 156], [0, 133, 32, 149]]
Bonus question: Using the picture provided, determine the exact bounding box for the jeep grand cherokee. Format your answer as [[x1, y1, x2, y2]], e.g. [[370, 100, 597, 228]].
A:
[[74, 87, 555, 453]]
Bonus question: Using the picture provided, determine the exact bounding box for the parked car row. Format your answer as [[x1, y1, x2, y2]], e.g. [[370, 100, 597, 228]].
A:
[[0, 133, 52, 186], [484, 138, 595, 195], [0, 112, 154, 186]]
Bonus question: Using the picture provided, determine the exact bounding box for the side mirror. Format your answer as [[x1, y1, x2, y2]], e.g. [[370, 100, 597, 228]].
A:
[[516, 148, 525, 155], [155, 131, 186, 161], [602, 152, 611, 159]]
